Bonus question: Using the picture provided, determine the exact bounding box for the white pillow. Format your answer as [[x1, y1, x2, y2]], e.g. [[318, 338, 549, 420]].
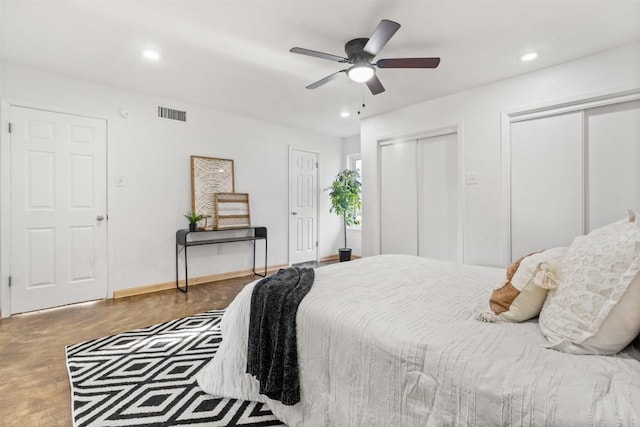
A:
[[539, 216, 640, 354]]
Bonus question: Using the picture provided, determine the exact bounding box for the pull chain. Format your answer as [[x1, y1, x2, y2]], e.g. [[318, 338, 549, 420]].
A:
[[357, 87, 366, 115]]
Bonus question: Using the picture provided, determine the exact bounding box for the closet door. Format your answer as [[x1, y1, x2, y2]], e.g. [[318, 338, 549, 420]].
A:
[[380, 142, 418, 255], [417, 133, 458, 261], [586, 100, 640, 230], [510, 112, 583, 260]]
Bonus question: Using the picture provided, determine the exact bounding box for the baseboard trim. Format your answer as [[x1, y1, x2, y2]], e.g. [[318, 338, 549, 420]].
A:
[[113, 264, 288, 299], [320, 254, 361, 262]]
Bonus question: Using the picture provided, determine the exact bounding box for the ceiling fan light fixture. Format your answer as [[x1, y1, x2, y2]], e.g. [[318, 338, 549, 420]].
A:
[[347, 64, 375, 82]]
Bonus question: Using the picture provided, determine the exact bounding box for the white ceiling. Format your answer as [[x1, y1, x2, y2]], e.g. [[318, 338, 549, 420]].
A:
[[2, 0, 640, 138]]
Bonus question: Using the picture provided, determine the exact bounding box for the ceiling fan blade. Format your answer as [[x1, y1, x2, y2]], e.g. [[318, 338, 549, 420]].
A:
[[366, 75, 385, 95], [306, 70, 346, 89], [363, 19, 401, 56], [290, 47, 347, 63], [376, 57, 441, 68]]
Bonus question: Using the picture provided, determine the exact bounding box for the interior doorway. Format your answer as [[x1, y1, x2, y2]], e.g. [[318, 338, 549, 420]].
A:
[[288, 147, 319, 264], [8, 105, 108, 314]]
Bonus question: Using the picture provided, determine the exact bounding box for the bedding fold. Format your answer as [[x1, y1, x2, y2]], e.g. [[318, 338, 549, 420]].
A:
[[247, 266, 314, 405]]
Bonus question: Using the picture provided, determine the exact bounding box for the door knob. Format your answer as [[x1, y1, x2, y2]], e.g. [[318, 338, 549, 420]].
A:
[[96, 215, 105, 221], [291, 212, 298, 216]]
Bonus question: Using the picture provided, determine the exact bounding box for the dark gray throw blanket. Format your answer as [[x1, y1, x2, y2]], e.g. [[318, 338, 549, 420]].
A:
[[246, 267, 315, 406]]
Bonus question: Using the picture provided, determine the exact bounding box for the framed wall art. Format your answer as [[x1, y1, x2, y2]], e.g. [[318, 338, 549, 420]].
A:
[[214, 193, 251, 229], [191, 155, 235, 229]]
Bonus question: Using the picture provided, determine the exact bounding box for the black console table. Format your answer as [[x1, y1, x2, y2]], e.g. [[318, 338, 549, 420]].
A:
[[175, 226, 267, 292]]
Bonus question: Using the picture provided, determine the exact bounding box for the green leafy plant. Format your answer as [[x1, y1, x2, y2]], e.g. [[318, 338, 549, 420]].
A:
[[326, 169, 361, 248], [184, 211, 203, 224]]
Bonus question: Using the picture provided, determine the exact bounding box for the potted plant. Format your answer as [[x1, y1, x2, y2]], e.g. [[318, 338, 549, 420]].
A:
[[184, 211, 203, 232], [326, 169, 361, 262]]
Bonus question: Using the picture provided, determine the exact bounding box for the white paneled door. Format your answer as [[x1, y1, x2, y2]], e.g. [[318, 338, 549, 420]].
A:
[[380, 133, 459, 260], [289, 148, 318, 264], [10, 106, 107, 313], [417, 133, 459, 262], [586, 100, 640, 230], [508, 102, 640, 261], [510, 112, 584, 261], [380, 142, 418, 255]]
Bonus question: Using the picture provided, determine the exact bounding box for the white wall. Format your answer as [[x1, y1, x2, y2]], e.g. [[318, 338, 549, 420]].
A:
[[342, 134, 360, 162], [361, 42, 640, 267], [0, 64, 343, 312]]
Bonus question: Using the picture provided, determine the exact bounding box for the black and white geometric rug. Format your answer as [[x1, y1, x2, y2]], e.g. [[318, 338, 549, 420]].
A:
[[66, 309, 286, 427]]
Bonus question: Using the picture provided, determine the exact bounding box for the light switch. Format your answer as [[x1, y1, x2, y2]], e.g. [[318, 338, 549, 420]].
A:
[[465, 172, 479, 185], [115, 176, 125, 187]]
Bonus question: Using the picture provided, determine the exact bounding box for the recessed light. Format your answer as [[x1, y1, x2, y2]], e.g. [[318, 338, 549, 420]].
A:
[[142, 49, 160, 61], [340, 111, 350, 118], [520, 52, 538, 62]]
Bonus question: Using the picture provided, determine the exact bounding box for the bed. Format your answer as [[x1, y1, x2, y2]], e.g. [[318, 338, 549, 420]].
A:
[[197, 254, 640, 426]]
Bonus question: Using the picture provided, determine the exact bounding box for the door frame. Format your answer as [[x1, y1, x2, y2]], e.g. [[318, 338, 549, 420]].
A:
[[376, 123, 465, 263], [287, 146, 319, 265], [500, 88, 640, 266], [0, 98, 111, 317]]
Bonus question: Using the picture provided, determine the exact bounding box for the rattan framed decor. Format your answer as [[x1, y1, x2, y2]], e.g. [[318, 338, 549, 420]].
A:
[[214, 193, 251, 229], [191, 156, 234, 229]]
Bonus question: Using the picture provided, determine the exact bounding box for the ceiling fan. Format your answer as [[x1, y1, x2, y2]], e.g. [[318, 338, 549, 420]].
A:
[[290, 19, 440, 95]]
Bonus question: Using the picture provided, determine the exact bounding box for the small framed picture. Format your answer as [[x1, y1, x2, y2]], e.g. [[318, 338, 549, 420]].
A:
[[214, 193, 250, 229]]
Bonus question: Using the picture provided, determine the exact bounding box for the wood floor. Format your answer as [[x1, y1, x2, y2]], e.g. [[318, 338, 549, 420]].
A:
[[0, 275, 255, 427]]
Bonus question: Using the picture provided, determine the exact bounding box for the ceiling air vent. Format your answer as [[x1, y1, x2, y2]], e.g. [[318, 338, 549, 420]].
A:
[[158, 106, 187, 122]]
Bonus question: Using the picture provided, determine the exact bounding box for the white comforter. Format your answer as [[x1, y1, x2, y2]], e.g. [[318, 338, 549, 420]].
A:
[[197, 255, 640, 426]]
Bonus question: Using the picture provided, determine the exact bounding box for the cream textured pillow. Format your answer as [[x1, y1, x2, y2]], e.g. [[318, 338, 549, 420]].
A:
[[539, 216, 640, 355], [576, 272, 640, 354], [477, 247, 567, 323]]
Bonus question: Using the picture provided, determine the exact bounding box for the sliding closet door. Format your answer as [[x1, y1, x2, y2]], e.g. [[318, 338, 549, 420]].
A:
[[586, 100, 640, 230], [510, 112, 583, 260], [380, 142, 418, 255], [417, 134, 458, 261]]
